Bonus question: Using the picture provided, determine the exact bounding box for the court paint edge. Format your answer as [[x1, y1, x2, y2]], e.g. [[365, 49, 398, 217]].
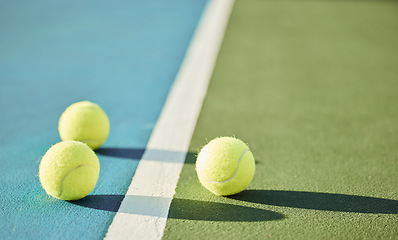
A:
[[104, 0, 235, 239]]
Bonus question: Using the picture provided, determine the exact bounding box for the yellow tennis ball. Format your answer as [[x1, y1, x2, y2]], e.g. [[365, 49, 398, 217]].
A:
[[196, 137, 255, 196], [58, 101, 110, 150], [39, 141, 100, 201]]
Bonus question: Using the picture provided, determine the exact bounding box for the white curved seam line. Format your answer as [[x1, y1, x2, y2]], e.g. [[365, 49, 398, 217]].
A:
[[58, 164, 97, 197], [206, 149, 249, 183]]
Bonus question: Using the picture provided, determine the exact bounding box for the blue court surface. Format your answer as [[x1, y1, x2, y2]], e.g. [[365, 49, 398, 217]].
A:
[[0, 0, 207, 239]]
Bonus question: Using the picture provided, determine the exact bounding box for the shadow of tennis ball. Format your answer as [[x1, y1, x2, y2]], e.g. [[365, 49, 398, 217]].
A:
[[231, 190, 398, 214], [72, 195, 285, 222], [168, 198, 284, 222], [96, 147, 196, 164]]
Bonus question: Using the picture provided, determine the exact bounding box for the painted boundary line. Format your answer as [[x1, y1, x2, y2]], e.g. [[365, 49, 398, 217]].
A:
[[104, 0, 235, 239]]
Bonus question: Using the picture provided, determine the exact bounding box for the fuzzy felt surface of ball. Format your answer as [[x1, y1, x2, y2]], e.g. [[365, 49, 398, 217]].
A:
[[58, 101, 110, 150], [196, 137, 255, 196], [39, 141, 100, 201]]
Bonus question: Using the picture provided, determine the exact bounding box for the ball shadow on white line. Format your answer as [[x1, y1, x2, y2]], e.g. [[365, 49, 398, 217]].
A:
[[96, 147, 196, 164], [72, 195, 285, 222]]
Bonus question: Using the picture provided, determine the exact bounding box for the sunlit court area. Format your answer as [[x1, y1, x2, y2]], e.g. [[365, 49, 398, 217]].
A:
[[1, 0, 397, 239]]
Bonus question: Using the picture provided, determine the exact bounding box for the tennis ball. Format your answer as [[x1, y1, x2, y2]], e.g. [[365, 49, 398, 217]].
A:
[[196, 137, 255, 196], [39, 141, 100, 201], [58, 101, 110, 150]]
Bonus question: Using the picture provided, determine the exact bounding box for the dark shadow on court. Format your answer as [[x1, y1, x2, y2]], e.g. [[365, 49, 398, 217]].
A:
[[96, 147, 196, 164], [96, 148, 145, 160], [230, 190, 398, 214], [168, 199, 285, 221], [72, 195, 285, 222], [71, 194, 125, 212]]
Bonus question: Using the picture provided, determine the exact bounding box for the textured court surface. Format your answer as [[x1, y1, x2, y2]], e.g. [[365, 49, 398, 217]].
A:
[[0, 0, 207, 239], [1, 0, 397, 239], [163, 0, 398, 239]]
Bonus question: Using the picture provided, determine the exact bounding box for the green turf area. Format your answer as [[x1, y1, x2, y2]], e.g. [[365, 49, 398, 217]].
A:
[[163, 0, 398, 239]]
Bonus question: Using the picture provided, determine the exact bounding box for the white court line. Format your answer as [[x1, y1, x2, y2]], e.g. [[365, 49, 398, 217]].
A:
[[104, 0, 234, 239]]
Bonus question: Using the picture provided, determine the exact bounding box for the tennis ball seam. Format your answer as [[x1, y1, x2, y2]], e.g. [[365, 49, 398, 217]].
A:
[[205, 149, 249, 183], [58, 164, 98, 198]]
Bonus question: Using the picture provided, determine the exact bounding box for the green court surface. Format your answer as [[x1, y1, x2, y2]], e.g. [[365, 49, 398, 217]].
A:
[[163, 0, 398, 239]]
